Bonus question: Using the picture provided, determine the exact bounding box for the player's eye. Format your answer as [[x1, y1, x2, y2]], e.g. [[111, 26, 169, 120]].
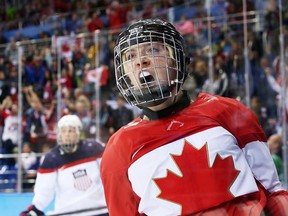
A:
[[125, 52, 136, 60], [147, 47, 160, 55]]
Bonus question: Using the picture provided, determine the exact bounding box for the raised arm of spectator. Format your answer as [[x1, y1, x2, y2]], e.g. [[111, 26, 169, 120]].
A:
[[23, 85, 43, 111]]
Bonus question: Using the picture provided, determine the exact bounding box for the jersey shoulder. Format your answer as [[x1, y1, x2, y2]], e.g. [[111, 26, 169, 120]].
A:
[[39, 146, 62, 170], [196, 93, 245, 108], [80, 139, 106, 156], [189, 93, 251, 117], [40, 140, 105, 171]]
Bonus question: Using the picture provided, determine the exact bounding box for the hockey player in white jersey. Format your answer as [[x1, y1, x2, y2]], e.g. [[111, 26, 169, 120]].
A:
[[21, 114, 108, 216]]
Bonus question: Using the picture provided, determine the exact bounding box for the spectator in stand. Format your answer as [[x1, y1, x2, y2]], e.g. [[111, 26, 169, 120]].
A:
[[42, 99, 57, 143], [73, 87, 91, 112], [6, 65, 18, 104], [264, 0, 280, 39], [106, 1, 123, 30], [88, 100, 111, 142], [25, 100, 48, 152], [219, 31, 235, 57], [1, 101, 19, 168], [73, 0, 88, 12], [0, 55, 7, 75], [41, 69, 56, 104], [0, 70, 8, 148], [119, 0, 131, 22], [126, 1, 143, 25], [85, 11, 104, 33], [247, 29, 263, 67], [23, 55, 47, 94], [250, 94, 278, 138], [74, 99, 92, 139], [64, 12, 84, 35], [184, 35, 199, 62], [250, 96, 268, 131], [202, 55, 229, 96], [107, 95, 134, 135], [4, 37, 18, 66], [225, 43, 245, 97], [0, 69, 10, 103], [0, 95, 11, 122], [141, 2, 156, 20], [23, 85, 40, 110], [267, 133, 284, 181], [252, 56, 278, 120], [71, 40, 88, 73], [175, 15, 196, 36], [21, 141, 38, 187], [52, 0, 71, 13], [34, 56, 48, 93], [267, 55, 288, 123], [60, 86, 75, 116], [191, 58, 209, 95], [42, 47, 53, 71], [23, 86, 48, 152], [60, 59, 74, 93]]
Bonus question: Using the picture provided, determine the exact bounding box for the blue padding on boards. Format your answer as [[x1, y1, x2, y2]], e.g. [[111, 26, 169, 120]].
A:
[[0, 193, 53, 215]]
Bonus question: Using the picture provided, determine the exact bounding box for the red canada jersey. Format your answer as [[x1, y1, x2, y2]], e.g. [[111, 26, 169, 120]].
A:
[[101, 93, 288, 216]]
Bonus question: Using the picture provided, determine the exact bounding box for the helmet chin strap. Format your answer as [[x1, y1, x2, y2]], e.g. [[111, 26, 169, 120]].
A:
[[140, 90, 190, 120]]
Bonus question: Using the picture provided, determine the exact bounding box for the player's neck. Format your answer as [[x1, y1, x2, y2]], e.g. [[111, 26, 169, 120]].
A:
[[141, 91, 191, 120]]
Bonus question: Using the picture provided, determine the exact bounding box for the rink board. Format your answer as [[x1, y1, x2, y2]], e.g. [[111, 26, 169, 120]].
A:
[[0, 193, 53, 215]]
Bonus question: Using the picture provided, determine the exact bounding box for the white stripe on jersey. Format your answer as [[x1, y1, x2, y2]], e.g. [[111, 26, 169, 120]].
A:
[[128, 126, 259, 215], [243, 140, 282, 192]]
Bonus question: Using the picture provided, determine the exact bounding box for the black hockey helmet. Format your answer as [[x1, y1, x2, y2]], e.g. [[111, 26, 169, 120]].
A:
[[114, 18, 188, 107]]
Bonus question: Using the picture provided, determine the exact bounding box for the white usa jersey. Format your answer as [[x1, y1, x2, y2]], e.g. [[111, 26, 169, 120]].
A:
[[33, 139, 108, 216], [101, 93, 285, 216]]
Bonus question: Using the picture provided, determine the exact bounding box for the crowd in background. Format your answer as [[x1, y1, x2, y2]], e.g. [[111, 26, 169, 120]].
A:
[[0, 0, 288, 190]]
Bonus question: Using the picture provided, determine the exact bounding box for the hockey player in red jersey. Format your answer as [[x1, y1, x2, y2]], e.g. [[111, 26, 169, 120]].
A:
[[100, 18, 288, 215], [21, 115, 108, 216]]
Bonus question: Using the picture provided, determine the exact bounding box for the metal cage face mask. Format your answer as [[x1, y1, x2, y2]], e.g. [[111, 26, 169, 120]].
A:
[[58, 126, 80, 154], [114, 19, 187, 107], [57, 115, 82, 154], [60, 142, 78, 154]]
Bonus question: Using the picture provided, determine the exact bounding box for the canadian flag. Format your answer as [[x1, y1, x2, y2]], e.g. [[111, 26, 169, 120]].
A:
[[85, 64, 109, 86], [53, 36, 83, 59]]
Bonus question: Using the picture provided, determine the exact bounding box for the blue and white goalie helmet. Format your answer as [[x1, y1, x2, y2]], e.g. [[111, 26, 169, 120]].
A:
[[57, 114, 83, 153], [114, 18, 187, 107]]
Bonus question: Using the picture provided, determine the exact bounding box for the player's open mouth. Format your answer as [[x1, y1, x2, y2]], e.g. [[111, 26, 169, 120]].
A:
[[139, 71, 155, 84]]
